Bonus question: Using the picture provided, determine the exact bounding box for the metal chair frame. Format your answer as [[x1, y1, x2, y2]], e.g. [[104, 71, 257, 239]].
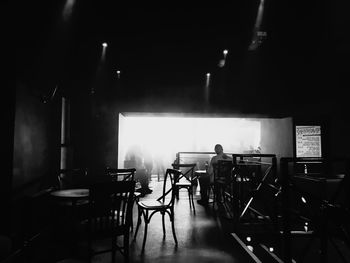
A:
[[133, 168, 180, 252]]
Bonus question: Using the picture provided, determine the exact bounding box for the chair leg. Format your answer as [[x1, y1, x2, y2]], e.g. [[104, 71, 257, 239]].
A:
[[170, 208, 178, 245], [124, 231, 130, 262], [141, 211, 149, 252], [176, 187, 179, 200], [88, 230, 92, 263], [190, 188, 195, 213], [133, 207, 142, 241], [162, 212, 166, 238], [211, 184, 216, 208], [187, 187, 195, 213], [130, 199, 136, 232], [187, 188, 192, 208], [112, 235, 116, 263]]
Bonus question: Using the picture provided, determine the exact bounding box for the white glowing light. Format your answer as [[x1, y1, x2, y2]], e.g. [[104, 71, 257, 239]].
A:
[[116, 70, 121, 79], [62, 0, 76, 22], [301, 196, 307, 203], [218, 60, 225, 67], [223, 49, 228, 55], [246, 236, 251, 242], [269, 247, 274, 252], [247, 245, 254, 252], [206, 73, 211, 77], [118, 115, 261, 170], [102, 42, 108, 48]]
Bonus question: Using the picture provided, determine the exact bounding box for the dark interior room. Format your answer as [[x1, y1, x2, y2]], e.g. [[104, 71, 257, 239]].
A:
[[5, 0, 350, 262]]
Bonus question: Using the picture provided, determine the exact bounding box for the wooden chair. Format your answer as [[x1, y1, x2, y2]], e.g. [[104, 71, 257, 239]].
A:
[[106, 167, 136, 182], [87, 180, 135, 263], [133, 168, 180, 252], [171, 163, 197, 213], [105, 167, 141, 231], [212, 160, 235, 207]]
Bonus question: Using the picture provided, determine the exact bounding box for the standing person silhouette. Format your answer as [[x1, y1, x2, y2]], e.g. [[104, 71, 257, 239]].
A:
[[125, 145, 152, 196], [197, 144, 232, 206], [143, 148, 154, 193]]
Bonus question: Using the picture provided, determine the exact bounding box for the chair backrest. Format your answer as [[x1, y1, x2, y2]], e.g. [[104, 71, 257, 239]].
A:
[[58, 168, 88, 189], [157, 168, 180, 206], [213, 160, 234, 182], [171, 163, 196, 182], [88, 180, 135, 235], [105, 167, 136, 182]]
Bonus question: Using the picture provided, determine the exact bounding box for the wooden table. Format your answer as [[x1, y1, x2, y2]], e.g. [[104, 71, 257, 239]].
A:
[[50, 189, 90, 255], [50, 188, 89, 206]]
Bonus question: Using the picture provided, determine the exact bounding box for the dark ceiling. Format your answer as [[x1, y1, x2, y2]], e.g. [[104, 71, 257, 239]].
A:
[[15, 1, 349, 114]]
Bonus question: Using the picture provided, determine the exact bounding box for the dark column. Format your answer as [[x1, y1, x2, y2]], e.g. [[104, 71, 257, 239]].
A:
[[1, 84, 16, 234]]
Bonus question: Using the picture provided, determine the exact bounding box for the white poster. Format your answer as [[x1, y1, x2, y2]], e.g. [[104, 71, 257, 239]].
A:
[[296, 126, 322, 158]]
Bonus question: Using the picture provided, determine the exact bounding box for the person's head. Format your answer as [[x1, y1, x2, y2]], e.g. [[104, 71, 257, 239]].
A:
[[214, 144, 223, 155]]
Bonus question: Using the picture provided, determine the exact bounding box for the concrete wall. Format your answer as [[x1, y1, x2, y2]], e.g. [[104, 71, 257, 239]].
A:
[[12, 82, 60, 198]]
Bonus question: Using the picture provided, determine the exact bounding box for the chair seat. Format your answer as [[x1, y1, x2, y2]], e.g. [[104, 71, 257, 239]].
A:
[[138, 200, 168, 209], [176, 182, 192, 187]]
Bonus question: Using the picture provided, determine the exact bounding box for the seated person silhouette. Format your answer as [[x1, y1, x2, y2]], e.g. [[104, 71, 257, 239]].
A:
[[197, 144, 232, 206]]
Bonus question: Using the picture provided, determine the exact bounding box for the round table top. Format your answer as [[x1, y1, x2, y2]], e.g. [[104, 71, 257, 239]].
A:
[[50, 188, 89, 198]]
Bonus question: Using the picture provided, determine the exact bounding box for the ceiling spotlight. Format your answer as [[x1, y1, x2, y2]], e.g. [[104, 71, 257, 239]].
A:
[[301, 196, 307, 203], [116, 70, 121, 74], [218, 59, 225, 68], [206, 73, 211, 77], [102, 42, 108, 48], [223, 49, 228, 55]]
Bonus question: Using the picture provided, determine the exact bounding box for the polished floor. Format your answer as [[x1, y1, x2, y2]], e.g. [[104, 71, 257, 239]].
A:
[[11, 175, 350, 263], [49, 177, 256, 263]]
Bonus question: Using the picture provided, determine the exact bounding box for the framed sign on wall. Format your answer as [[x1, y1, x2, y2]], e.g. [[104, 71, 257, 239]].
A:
[[295, 125, 322, 158]]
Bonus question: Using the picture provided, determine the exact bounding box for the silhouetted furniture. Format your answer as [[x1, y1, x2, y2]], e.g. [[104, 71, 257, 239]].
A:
[[0, 233, 42, 263], [106, 167, 136, 182], [133, 168, 180, 252], [230, 154, 278, 228], [50, 188, 90, 255], [50, 187, 90, 211], [212, 160, 235, 209], [195, 169, 213, 205], [1, 248, 23, 263], [54, 169, 90, 222], [51, 188, 89, 207], [171, 163, 197, 213], [280, 157, 350, 263], [105, 167, 141, 231], [87, 180, 135, 263], [58, 168, 89, 190], [0, 235, 12, 262]]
